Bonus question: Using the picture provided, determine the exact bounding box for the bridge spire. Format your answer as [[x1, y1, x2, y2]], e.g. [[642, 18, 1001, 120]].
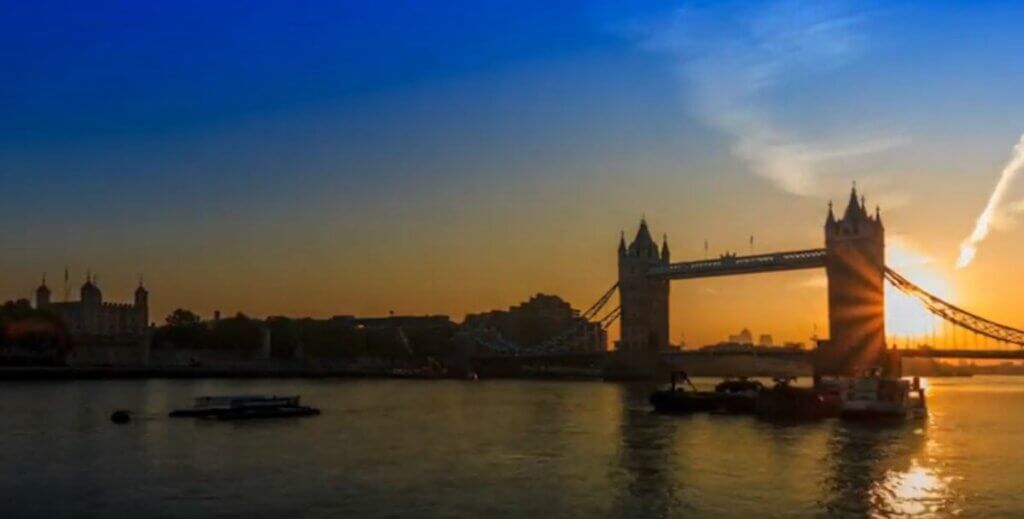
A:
[[661, 234, 670, 263], [632, 217, 656, 257], [826, 200, 835, 225], [618, 231, 626, 255], [843, 183, 865, 221]]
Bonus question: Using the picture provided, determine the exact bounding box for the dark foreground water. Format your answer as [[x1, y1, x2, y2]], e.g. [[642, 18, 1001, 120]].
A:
[[0, 377, 1021, 518]]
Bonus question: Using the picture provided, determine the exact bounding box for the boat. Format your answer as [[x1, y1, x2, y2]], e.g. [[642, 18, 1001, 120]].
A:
[[840, 370, 926, 420], [713, 377, 764, 414], [650, 371, 719, 414], [169, 395, 320, 420], [756, 377, 833, 421]]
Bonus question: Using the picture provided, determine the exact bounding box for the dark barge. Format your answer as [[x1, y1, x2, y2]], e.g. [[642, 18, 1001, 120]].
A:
[[169, 395, 320, 420]]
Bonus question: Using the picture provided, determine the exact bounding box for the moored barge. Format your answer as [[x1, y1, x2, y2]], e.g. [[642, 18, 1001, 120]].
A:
[[169, 395, 320, 420]]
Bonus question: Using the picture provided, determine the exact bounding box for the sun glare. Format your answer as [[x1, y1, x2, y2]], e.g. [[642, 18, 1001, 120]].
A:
[[885, 241, 954, 344]]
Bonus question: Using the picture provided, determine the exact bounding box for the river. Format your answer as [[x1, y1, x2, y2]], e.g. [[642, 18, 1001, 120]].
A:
[[0, 376, 1020, 517]]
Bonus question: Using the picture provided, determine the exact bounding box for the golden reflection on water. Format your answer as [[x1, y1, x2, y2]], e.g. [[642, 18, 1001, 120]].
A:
[[9, 377, 1024, 517], [874, 461, 954, 517]]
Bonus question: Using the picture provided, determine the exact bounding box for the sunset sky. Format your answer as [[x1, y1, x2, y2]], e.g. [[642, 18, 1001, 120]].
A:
[[3, 1, 1024, 347]]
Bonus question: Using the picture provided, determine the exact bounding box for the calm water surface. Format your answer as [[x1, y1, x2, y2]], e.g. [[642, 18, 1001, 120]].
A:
[[0, 377, 1021, 518]]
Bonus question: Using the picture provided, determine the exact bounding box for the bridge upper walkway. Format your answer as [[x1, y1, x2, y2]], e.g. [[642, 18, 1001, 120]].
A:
[[649, 249, 826, 279]]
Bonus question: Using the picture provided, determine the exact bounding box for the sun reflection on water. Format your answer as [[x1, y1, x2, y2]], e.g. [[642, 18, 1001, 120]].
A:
[[874, 461, 952, 517]]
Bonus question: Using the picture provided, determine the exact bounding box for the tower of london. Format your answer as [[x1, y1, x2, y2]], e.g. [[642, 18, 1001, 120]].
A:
[[35, 275, 149, 338]]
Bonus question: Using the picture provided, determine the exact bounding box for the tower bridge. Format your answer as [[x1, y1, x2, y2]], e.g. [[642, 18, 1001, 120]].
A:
[[470, 186, 1024, 379], [618, 186, 886, 377]]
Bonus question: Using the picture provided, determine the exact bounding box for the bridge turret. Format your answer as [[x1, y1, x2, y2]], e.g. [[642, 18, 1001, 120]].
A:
[[618, 218, 670, 352], [618, 231, 626, 256], [661, 234, 670, 263], [820, 184, 887, 377], [629, 218, 659, 259]]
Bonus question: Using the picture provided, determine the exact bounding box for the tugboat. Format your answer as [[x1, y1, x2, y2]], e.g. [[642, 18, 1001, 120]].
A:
[[713, 377, 764, 414], [650, 371, 718, 414], [756, 377, 832, 420], [840, 369, 926, 420], [169, 395, 320, 420]]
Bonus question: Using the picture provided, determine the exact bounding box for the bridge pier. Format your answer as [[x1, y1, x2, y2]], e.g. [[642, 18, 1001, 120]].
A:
[[603, 350, 665, 380]]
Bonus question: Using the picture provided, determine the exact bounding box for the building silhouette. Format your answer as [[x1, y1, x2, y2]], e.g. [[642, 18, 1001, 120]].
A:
[[727, 328, 755, 345], [617, 220, 670, 351], [464, 293, 607, 352], [35, 275, 148, 338]]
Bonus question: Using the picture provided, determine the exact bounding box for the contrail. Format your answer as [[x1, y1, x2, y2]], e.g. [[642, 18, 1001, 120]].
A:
[[956, 133, 1024, 268]]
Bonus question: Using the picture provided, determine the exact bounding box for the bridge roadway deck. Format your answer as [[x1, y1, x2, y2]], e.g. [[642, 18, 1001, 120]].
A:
[[649, 248, 827, 279]]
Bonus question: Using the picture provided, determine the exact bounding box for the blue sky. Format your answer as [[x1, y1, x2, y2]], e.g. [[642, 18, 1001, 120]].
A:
[[3, 0, 1024, 344]]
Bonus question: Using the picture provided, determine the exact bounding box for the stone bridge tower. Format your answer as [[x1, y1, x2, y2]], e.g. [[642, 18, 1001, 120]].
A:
[[617, 220, 670, 352], [818, 186, 888, 376]]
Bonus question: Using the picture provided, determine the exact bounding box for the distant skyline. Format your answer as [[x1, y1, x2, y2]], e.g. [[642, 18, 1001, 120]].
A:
[[4, 1, 1024, 347]]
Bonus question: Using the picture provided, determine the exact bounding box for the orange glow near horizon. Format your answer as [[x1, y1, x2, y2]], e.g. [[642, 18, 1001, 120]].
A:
[[885, 241, 956, 344]]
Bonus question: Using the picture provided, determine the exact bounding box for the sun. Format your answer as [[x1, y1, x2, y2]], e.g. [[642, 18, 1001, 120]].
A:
[[885, 240, 954, 344]]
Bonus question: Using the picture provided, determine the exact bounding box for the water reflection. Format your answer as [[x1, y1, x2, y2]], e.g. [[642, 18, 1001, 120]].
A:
[[823, 420, 959, 517], [3, 378, 1014, 517], [612, 383, 685, 517]]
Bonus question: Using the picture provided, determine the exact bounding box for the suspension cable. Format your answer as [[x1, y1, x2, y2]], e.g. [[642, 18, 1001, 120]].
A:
[[885, 267, 1024, 347]]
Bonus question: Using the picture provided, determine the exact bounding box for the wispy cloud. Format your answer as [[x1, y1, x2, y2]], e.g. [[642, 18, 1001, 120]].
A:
[[628, 0, 902, 196]]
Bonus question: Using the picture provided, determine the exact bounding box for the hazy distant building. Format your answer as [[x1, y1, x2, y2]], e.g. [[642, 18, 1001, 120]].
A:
[[758, 334, 774, 347], [464, 294, 607, 352], [728, 328, 754, 345], [35, 276, 148, 338]]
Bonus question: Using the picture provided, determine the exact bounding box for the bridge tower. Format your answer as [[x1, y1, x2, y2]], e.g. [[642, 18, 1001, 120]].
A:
[[818, 186, 888, 376], [617, 220, 670, 352]]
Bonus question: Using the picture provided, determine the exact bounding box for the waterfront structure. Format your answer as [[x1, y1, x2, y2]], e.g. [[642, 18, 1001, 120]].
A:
[[472, 186, 1024, 378], [35, 276, 149, 338], [616, 221, 670, 351], [464, 293, 607, 352], [815, 189, 887, 376], [617, 186, 888, 376]]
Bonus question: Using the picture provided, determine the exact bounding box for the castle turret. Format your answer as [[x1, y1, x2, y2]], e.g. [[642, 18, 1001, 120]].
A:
[[135, 278, 149, 333], [81, 274, 102, 306], [35, 275, 50, 308], [79, 273, 102, 335]]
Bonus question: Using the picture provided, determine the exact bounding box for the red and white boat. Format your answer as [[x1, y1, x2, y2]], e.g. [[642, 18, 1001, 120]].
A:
[[840, 369, 927, 420]]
